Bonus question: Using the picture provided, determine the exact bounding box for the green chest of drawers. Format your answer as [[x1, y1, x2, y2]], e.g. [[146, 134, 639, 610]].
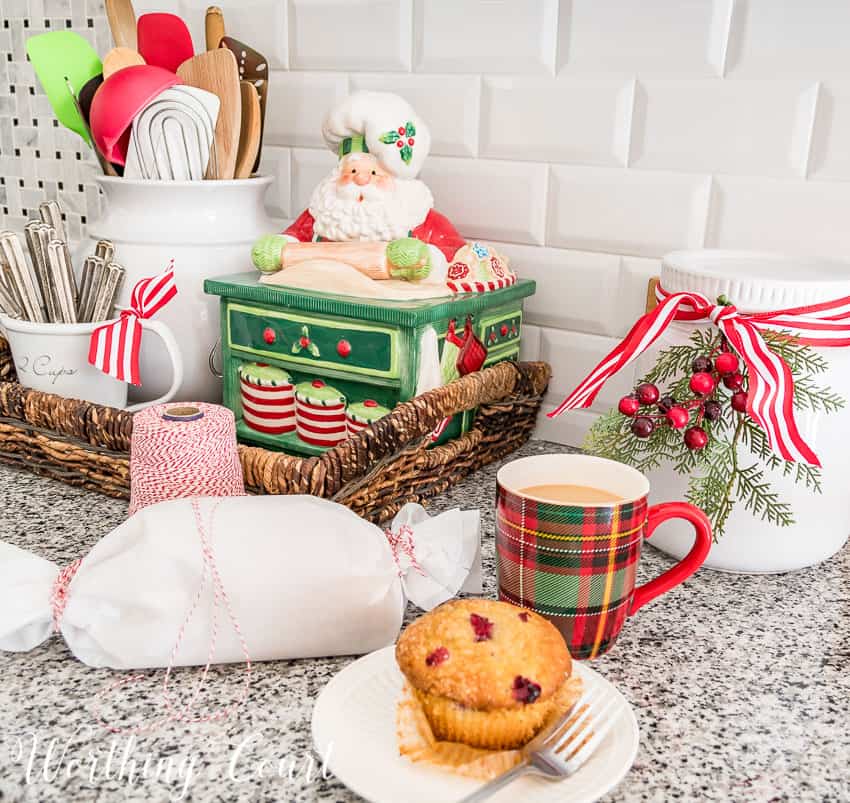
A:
[[204, 274, 536, 455]]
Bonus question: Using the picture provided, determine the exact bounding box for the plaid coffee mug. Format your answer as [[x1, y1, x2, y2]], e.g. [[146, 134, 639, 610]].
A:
[[496, 454, 711, 659]]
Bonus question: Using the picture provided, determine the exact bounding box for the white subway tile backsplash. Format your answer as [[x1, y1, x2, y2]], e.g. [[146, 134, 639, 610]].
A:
[[519, 323, 541, 362], [809, 84, 850, 181], [548, 166, 711, 257], [706, 176, 850, 258], [263, 71, 349, 148], [559, 0, 732, 77], [631, 80, 818, 178], [289, 0, 412, 71], [490, 242, 621, 335], [350, 73, 480, 157], [480, 77, 634, 166], [540, 328, 634, 412], [727, 0, 850, 78], [290, 147, 338, 216], [179, 0, 289, 67], [413, 0, 558, 74], [258, 145, 291, 220], [534, 402, 598, 449], [420, 156, 548, 245], [617, 257, 660, 336]]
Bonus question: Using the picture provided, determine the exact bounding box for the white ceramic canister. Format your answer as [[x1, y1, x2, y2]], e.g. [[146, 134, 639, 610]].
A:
[[637, 250, 850, 573], [78, 176, 273, 403]]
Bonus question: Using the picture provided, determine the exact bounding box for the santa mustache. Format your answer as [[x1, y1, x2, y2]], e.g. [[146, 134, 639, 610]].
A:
[[334, 179, 389, 203]]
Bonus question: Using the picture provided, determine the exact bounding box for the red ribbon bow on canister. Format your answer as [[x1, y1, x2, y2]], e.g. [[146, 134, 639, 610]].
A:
[[549, 286, 850, 467], [88, 264, 177, 386]]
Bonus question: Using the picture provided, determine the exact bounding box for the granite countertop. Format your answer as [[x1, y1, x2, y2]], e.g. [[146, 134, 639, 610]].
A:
[[0, 440, 847, 802]]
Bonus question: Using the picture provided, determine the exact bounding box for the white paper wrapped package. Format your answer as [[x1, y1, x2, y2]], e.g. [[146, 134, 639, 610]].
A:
[[0, 496, 480, 669]]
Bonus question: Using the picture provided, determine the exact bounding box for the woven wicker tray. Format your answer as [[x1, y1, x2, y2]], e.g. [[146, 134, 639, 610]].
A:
[[0, 336, 549, 523]]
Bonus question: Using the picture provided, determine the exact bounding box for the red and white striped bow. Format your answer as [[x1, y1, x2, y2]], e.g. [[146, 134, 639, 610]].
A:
[[88, 265, 177, 386], [549, 286, 850, 466]]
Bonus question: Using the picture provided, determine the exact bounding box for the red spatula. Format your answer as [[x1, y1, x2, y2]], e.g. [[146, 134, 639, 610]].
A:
[[137, 13, 194, 73]]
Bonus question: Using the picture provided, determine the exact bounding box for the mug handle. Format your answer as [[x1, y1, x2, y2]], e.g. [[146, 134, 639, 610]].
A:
[[629, 502, 712, 616], [125, 318, 184, 413]]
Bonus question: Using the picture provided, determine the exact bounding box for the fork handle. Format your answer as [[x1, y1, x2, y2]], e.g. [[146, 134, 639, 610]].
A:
[[457, 762, 531, 802]]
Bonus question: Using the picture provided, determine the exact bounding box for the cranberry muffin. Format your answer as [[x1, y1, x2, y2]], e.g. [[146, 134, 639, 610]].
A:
[[395, 599, 572, 750]]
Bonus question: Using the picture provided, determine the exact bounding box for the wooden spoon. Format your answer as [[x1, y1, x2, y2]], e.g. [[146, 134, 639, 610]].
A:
[[205, 6, 226, 51], [105, 0, 137, 50], [177, 49, 241, 179], [235, 81, 260, 179], [102, 46, 145, 79]]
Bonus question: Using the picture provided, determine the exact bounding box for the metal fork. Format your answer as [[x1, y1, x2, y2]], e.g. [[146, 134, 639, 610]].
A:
[[457, 685, 620, 802]]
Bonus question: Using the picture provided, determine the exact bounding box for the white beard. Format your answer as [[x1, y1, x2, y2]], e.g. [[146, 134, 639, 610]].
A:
[[308, 167, 434, 242]]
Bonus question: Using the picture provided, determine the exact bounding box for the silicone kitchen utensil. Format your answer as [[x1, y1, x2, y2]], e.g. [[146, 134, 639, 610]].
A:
[[105, 0, 137, 49], [220, 36, 268, 174], [124, 87, 219, 181], [102, 46, 146, 79], [205, 6, 226, 50], [78, 74, 103, 124], [25, 31, 102, 146], [177, 48, 240, 179], [138, 13, 194, 74], [89, 64, 182, 166], [64, 77, 120, 177], [234, 81, 260, 179]]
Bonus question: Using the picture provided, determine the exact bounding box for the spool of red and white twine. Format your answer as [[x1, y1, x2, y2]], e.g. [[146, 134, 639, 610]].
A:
[[129, 402, 246, 514]]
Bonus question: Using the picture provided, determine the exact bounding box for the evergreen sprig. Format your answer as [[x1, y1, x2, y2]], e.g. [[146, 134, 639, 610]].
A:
[[584, 328, 842, 540]]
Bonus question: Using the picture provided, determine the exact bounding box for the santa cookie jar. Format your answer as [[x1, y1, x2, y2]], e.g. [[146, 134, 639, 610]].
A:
[[206, 91, 535, 456], [251, 91, 515, 299]]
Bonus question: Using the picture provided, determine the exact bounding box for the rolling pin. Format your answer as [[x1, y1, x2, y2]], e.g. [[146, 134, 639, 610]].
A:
[[251, 235, 432, 282]]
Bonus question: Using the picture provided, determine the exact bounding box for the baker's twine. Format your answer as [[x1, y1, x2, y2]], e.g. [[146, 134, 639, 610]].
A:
[[385, 523, 426, 578], [129, 402, 246, 514], [50, 558, 82, 632]]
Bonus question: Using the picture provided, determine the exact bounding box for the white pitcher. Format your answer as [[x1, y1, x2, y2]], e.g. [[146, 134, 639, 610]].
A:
[[78, 176, 274, 404]]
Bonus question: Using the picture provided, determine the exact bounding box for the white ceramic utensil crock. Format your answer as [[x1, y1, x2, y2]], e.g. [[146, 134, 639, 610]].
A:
[[0, 314, 182, 411], [638, 250, 850, 573], [78, 175, 273, 403]]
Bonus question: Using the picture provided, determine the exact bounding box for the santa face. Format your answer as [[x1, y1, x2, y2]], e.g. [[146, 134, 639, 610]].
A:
[[308, 153, 434, 242]]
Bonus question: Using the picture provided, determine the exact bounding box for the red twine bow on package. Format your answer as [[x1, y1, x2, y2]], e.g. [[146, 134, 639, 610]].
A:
[[88, 262, 178, 386], [549, 286, 850, 466], [385, 523, 426, 578]]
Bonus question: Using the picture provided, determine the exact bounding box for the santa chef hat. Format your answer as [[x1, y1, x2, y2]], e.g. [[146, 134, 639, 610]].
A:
[[322, 91, 431, 180]]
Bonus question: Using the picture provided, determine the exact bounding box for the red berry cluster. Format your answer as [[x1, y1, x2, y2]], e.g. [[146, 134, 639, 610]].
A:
[[617, 349, 747, 451]]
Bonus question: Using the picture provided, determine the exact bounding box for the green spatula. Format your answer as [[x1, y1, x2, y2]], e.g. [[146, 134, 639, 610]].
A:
[[26, 31, 102, 147]]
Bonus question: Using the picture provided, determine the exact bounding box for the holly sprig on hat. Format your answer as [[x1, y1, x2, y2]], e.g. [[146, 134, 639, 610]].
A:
[[379, 121, 416, 165]]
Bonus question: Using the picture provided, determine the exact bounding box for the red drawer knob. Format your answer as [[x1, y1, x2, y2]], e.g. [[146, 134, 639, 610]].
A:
[[337, 339, 351, 358], [263, 327, 276, 344], [500, 324, 508, 336]]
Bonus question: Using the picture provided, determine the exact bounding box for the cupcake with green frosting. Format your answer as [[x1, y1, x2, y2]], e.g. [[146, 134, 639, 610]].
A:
[[295, 379, 347, 447], [346, 399, 391, 436]]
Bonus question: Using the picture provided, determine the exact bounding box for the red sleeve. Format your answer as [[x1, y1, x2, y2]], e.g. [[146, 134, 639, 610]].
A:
[[411, 209, 466, 262], [284, 209, 315, 242]]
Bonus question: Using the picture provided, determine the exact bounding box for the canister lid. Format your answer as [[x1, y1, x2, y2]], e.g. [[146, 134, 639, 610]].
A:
[[295, 379, 345, 406], [347, 399, 391, 423], [661, 250, 850, 313], [239, 362, 291, 386]]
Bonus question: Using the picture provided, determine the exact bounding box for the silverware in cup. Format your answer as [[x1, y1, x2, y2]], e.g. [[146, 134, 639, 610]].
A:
[[38, 200, 66, 246], [90, 261, 125, 321], [46, 239, 77, 323], [0, 232, 45, 323]]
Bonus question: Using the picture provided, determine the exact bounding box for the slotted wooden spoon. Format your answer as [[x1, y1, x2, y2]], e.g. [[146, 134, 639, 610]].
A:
[[220, 36, 267, 173], [177, 48, 241, 179]]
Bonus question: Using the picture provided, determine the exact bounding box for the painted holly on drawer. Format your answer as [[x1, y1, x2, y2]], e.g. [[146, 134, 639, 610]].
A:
[[292, 325, 320, 357]]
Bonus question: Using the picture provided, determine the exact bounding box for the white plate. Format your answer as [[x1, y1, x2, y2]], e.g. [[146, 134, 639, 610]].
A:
[[312, 646, 639, 803]]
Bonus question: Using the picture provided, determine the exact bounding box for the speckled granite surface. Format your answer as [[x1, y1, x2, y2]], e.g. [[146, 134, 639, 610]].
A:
[[0, 440, 847, 802]]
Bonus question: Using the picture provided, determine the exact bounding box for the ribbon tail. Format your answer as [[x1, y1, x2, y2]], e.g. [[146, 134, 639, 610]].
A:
[[722, 320, 821, 467], [548, 292, 704, 417]]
